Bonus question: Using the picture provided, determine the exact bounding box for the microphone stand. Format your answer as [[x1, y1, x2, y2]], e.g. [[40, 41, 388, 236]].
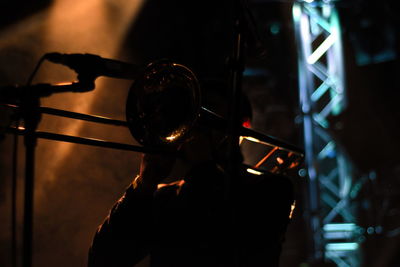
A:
[[227, 0, 246, 182], [20, 91, 39, 267], [1, 80, 95, 267], [226, 0, 247, 265]]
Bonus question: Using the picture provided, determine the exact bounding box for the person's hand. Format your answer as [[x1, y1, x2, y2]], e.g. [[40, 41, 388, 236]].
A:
[[133, 151, 178, 194]]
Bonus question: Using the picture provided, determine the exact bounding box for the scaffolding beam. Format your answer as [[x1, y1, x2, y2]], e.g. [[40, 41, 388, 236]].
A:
[[292, 1, 361, 266]]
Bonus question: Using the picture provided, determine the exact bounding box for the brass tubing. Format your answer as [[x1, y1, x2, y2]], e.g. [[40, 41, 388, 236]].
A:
[[6, 127, 168, 154], [39, 107, 128, 127]]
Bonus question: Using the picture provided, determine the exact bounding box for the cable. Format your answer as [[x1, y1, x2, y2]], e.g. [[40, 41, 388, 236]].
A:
[[11, 118, 20, 267], [26, 54, 47, 86]]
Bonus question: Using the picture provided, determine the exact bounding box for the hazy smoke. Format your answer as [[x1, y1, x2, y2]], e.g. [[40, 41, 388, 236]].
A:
[[0, 1, 144, 266]]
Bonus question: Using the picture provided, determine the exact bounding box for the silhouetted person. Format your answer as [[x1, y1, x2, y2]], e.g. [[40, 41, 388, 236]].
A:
[[88, 1, 294, 266], [88, 80, 294, 267]]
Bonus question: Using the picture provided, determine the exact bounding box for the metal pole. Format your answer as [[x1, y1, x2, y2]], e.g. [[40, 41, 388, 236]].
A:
[[20, 94, 41, 267]]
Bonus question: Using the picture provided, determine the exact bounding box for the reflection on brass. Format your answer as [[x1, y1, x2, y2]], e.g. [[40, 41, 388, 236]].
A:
[[254, 146, 279, 169], [289, 200, 296, 219], [244, 136, 261, 144], [246, 168, 263, 176], [126, 60, 201, 148], [242, 135, 303, 176], [164, 126, 187, 142], [289, 161, 300, 169], [239, 136, 244, 145], [276, 157, 284, 165]]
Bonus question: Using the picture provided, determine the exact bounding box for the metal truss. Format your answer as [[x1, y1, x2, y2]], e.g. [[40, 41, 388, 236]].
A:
[[292, 1, 361, 266]]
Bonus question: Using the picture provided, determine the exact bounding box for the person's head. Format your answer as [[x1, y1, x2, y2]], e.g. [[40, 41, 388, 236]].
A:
[[201, 79, 252, 123], [179, 79, 252, 164]]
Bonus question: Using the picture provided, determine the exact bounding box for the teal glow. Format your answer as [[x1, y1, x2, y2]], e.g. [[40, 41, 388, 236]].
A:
[[293, 2, 357, 265], [330, 90, 344, 116], [322, 194, 355, 222], [321, 193, 338, 209], [324, 231, 353, 240], [243, 68, 268, 76], [322, 4, 332, 18], [307, 33, 337, 64], [298, 168, 307, 177], [292, 4, 302, 22], [330, 10, 346, 114], [270, 23, 281, 35], [311, 80, 331, 102], [313, 113, 329, 128], [304, 5, 332, 33], [326, 243, 359, 251], [317, 141, 335, 159], [324, 223, 357, 232]]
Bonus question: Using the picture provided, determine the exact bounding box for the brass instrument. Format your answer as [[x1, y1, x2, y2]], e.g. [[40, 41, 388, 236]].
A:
[[126, 60, 201, 147], [1, 56, 304, 172], [1, 54, 304, 267]]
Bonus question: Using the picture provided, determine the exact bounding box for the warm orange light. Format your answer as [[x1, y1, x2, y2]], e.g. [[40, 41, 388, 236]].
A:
[[34, 0, 145, 185], [55, 82, 75, 86], [165, 134, 179, 142], [243, 136, 261, 143], [276, 157, 284, 165], [239, 136, 244, 145], [289, 200, 296, 219], [246, 168, 263, 176], [157, 179, 186, 190], [289, 161, 300, 169], [164, 127, 186, 142], [254, 146, 278, 169]]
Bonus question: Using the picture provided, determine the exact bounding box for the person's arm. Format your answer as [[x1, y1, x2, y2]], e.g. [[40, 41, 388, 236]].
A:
[[88, 153, 176, 267]]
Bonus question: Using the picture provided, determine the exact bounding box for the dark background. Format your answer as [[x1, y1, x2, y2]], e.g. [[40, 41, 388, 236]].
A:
[[1, 0, 400, 266]]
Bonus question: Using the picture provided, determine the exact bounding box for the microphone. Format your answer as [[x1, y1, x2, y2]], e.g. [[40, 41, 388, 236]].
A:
[[44, 52, 142, 80]]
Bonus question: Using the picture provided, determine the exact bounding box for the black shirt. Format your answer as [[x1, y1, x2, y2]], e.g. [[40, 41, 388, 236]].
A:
[[88, 161, 294, 267]]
